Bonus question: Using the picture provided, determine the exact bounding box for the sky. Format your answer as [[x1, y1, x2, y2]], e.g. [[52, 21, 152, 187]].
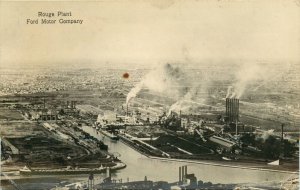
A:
[[0, 0, 299, 69]]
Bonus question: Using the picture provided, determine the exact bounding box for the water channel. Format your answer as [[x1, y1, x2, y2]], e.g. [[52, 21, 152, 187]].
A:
[[2, 126, 296, 189], [82, 126, 293, 183]]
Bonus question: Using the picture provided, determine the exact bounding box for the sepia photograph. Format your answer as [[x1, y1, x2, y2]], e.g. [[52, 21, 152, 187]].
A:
[[0, 0, 299, 189]]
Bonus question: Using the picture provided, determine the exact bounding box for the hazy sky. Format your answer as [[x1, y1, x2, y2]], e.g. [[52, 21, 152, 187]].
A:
[[0, 0, 299, 68]]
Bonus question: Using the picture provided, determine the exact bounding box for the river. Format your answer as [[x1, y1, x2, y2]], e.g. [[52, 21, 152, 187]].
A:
[[2, 126, 296, 190], [82, 126, 294, 184]]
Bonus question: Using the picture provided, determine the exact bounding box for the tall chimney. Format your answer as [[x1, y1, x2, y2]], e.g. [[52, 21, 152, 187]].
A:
[[233, 99, 236, 121], [179, 166, 182, 183], [233, 98, 236, 120], [226, 98, 229, 120], [231, 99, 234, 121], [106, 167, 111, 178], [180, 165, 187, 182], [237, 99, 239, 120], [181, 166, 184, 182], [225, 98, 239, 123], [235, 120, 238, 136], [43, 98, 46, 109], [229, 99, 234, 122], [281, 123, 284, 141], [88, 174, 94, 190]]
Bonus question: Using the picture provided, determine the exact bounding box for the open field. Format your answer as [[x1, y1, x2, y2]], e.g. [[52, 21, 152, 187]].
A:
[[0, 122, 43, 137], [0, 108, 24, 120]]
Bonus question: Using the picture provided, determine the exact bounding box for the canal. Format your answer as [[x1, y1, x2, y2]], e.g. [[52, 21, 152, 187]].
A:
[[82, 126, 294, 184], [2, 126, 296, 190]]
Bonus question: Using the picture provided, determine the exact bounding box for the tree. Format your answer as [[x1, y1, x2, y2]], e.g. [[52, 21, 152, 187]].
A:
[[282, 139, 296, 157], [240, 133, 256, 146], [261, 136, 281, 159]]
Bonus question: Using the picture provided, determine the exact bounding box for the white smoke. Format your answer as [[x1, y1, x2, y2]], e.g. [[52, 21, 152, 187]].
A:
[[126, 82, 143, 105], [226, 62, 290, 99], [260, 129, 275, 141], [167, 85, 207, 116], [126, 62, 212, 115], [165, 64, 211, 116], [126, 63, 188, 105], [226, 86, 233, 98], [234, 63, 262, 98], [167, 92, 192, 116]]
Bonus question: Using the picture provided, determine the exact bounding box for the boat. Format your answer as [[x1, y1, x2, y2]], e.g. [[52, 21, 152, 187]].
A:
[[222, 157, 232, 161], [20, 162, 126, 175], [99, 129, 119, 141]]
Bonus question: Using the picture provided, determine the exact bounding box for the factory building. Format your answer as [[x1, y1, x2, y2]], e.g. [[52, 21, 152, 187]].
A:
[[63, 100, 78, 114], [97, 111, 117, 125], [76, 104, 103, 117], [209, 135, 236, 151]]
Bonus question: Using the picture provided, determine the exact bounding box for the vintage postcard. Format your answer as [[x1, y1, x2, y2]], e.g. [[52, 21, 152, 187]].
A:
[[0, 0, 299, 189]]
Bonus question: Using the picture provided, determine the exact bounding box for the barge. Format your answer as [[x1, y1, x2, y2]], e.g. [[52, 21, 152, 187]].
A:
[[99, 128, 119, 141], [19, 162, 126, 175]]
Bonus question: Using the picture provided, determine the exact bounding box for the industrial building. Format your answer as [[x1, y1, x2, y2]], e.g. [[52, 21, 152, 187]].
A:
[[209, 135, 236, 151]]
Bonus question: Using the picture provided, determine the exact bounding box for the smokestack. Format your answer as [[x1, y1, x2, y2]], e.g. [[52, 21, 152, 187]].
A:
[[106, 167, 111, 178], [225, 98, 239, 123], [226, 98, 228, 118], [126, 104, 129, 116], [233, 99, 236, 121], [235, 120, 238, 136], [229, 99, 232, 121], [229, 99, 234, 122], [71, 101, 76, 109], [180, 165, 187, 183], [281, 123, 284, 141], [43, 98, 46, 109], [88, 174, 94, 190], [237, 99, 239, 120], [179, 110, 182, 126], [236, 99, 239, 121], [179, 166, 182, 183], [181, 166, 184, 182]]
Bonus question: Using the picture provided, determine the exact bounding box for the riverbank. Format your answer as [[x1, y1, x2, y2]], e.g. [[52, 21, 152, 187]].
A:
[[118, 133, 298, 174]]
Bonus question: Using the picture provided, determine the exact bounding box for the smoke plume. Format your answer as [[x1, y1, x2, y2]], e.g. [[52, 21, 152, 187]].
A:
[[226, 86, 233, 98], [167, 82, 207, 116], [260, 129, 275, 141], [126, 63, 189, 105], [126, 82, 143, 105], [226, 62, 290, 99], [167, 92, 192, 116]]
